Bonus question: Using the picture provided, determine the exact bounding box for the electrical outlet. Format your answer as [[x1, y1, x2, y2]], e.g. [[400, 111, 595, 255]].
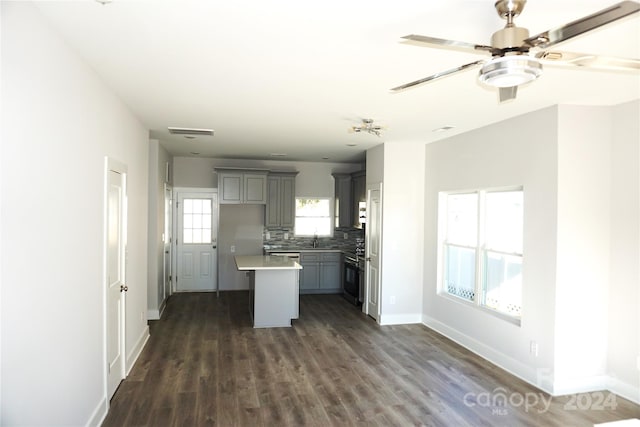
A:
[[284, 233, 289, 240], [390, 296, 396, 305], [343, 233, 348, 240], [230, 245, 236, 253], [530, 340, 539, 357], [637, 355, 640, 371]]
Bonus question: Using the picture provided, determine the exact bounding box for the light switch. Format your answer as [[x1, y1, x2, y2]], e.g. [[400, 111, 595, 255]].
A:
[[230, 245, 236, 253]]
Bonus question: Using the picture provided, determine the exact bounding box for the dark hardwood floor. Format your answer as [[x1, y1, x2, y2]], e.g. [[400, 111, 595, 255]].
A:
[[103, 292, 640, 426]]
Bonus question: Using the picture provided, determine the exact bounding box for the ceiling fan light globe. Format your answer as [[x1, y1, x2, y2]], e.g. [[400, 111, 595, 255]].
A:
[[479, 55, 542, 88]]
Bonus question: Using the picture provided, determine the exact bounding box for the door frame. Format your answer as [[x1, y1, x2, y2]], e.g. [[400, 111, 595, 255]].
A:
[[162, 183, 173, 303], [172, 187, 218, 294], [364, 182, 382, 322], [103, 157, 128, 402]]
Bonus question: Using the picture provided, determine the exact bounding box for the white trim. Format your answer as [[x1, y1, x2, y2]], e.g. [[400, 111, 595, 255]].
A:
[[421, 314, 551, 393], [85, 397, 108, 427], [379, 313, 422, 325], [126, 325, 150, 375], [607, 376, 640, 405], [154, 297, 168, 320], [553, 375, 608, 396]]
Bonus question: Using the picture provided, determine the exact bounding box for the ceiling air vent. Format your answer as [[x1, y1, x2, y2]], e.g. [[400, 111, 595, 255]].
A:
[[168, 127, 214, 136]]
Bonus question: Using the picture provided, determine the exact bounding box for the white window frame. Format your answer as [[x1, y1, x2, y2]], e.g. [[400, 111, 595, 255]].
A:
[[294, 197, 334, 237], [437, 187, 523, 325]]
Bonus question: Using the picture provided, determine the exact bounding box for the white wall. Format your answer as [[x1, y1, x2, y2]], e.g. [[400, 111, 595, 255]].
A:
[[607, 100, 640, 402], [422, 107, 559, 391], [1, 3, 149, 425], [147, 140, 172, 319], [378, 143, 425, 325], [421, 102, 640, 401], [554, 105, 612, 394]]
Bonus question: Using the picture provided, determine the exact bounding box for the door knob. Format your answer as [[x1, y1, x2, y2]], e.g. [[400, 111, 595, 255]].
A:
[[120, 285, 128, 292]]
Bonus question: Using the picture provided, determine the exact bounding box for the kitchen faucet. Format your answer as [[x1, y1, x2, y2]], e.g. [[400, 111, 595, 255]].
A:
[[312, 234, 319, 248]]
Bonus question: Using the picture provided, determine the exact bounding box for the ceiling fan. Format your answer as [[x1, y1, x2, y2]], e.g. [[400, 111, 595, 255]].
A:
[[350, 118, 384, 136], [392, 0, 640, 102]]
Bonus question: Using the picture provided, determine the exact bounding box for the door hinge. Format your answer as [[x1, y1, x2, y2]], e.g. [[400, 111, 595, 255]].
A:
[[107, 364, 110, 374]]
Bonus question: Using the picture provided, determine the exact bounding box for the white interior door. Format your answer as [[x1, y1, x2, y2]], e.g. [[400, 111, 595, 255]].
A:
[[177, 191, 218, 292], [106, 168, 126, 399], [163, 185, 172, 300], [365, 183, 382, 321]]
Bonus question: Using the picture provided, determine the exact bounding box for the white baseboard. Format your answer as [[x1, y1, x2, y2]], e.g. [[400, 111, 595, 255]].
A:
[[85, 396, 108, 427], [553, 375, 608, 396], [126, 325, 150, 375], [422, 314, 640, 403], [422, 314, 551, 393], [607, 376, 640, 405], [379, 313, 422, 325], [147, 298, 167, 321]]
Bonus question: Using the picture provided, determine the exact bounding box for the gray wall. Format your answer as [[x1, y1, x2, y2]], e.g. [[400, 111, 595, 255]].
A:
[[218, 205, 265, 290]]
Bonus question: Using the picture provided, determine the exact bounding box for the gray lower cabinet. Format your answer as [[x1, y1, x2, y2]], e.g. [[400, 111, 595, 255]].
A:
[[299, 252, 342, 294]]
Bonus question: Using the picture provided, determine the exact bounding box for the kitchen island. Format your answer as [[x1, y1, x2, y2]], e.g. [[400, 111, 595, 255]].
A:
[[235, 255, 302, 328]]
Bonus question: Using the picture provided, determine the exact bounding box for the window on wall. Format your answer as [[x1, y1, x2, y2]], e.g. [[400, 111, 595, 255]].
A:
[[182, 198, 212, 244], [440, 188, 523, 321], [295, 198, 332, 236]]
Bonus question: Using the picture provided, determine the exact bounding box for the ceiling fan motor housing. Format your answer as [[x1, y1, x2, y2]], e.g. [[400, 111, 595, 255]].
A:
[[491, 26, 530, 50]]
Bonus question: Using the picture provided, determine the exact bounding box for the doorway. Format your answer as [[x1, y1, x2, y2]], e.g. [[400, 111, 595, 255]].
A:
[[365, 183, 382, 321], [105, 159, 127, 400], [175, 189, 218, 292]]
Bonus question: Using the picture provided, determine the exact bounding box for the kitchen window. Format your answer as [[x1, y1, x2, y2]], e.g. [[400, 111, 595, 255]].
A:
[[440, 188, 523, 321], [295, 198, 332, 237]]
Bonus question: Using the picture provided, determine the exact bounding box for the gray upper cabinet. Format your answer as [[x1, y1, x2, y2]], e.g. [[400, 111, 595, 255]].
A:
[[333, 170, 366, 228], [216, 168, 268, 204], [265, 172, 297, 227], [332, 173, 352, 228], [351, 171, 366, 228]]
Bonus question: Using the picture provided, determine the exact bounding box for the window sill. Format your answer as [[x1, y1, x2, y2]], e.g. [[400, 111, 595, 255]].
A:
[[437, 292, 521, 327]]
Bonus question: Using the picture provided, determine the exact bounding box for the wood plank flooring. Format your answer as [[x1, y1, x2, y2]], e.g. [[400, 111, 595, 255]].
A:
[[103, 292, 640, 426]]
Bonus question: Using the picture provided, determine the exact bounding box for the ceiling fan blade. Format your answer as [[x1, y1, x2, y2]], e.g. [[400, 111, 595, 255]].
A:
[[401, 35, 493, 53], [537, 50, 640, 71], [499, 86, 518, 102], [391, 60, 484, 92], [525, 1, 640, 49]]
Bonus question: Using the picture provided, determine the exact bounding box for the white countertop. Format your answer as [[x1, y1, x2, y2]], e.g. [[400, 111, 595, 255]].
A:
[[235, 255, 302, 271]]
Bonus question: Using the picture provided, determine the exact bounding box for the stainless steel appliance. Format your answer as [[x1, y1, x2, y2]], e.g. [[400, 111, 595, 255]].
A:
[[343, 253, 362, 305]]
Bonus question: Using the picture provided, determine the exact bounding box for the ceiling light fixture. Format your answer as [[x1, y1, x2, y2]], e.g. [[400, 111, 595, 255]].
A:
[[95, 0, 113, 4], [351, 119, 384, 137], [478, 55, 542, 88]]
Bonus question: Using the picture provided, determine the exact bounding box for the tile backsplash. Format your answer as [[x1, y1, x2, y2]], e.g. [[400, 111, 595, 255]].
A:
[[263, 226, 364, 252]]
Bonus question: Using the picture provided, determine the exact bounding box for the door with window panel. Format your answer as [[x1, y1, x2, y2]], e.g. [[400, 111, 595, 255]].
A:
[[177, 192, 218, 292]]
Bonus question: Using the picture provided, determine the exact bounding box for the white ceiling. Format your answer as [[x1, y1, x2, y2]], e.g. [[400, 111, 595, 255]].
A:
[[34, 0, 640, 163]]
